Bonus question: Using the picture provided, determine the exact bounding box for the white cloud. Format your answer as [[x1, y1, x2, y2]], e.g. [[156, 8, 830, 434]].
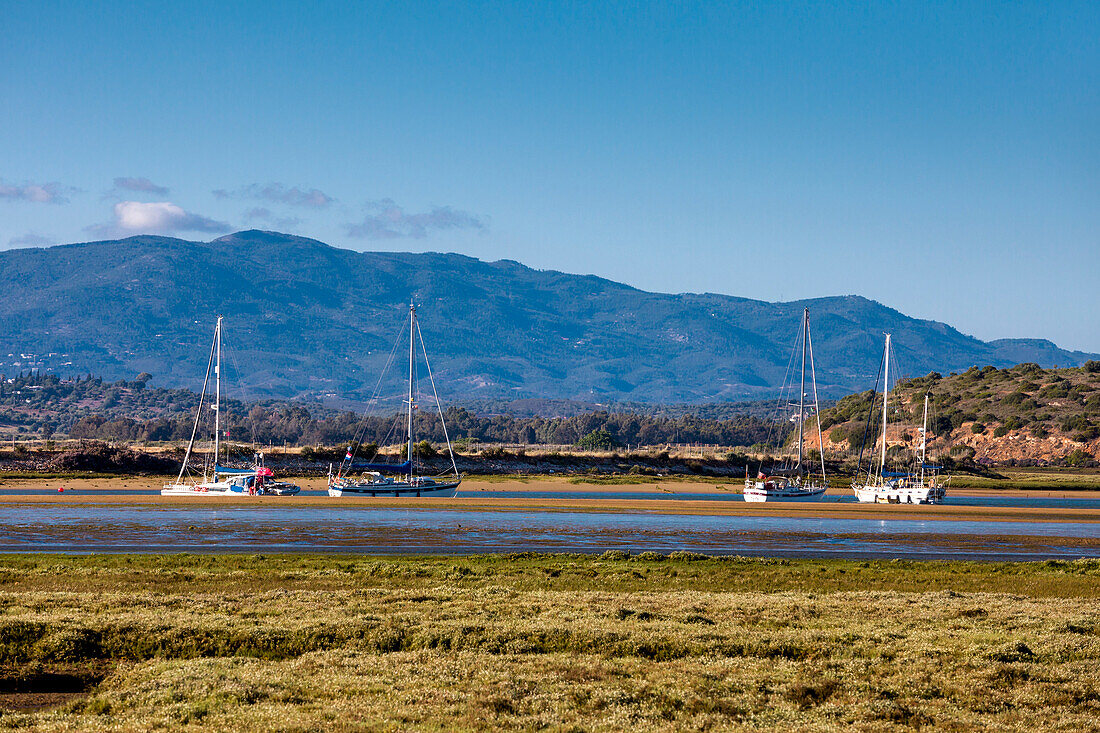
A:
[[87, 201, 230, 237], [345, 199, 486, 239]]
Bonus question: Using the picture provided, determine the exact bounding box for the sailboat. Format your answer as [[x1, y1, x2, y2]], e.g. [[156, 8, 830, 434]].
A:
[[162, 316, 300, 496], [744, 307, 828, 502], [328, 305, 462, 497], [851, 333, 946, 504]]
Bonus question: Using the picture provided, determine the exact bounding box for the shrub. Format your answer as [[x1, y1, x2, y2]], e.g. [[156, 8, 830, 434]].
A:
[[950, 445, 975, 458], [1062, 415, 1092, 433], [971, 423, 986, 434], [1085, 360, 1100, 374], [1040, 382, 1070, 399], [993, 426, 1009, 438], [1066, 448, 1096, 467], [1071, 426, 1100, 442]]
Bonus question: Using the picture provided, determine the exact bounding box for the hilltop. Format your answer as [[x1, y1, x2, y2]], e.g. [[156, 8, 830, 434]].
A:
[[816, 362, 1100, 466], [1, 230, 1096, 403]]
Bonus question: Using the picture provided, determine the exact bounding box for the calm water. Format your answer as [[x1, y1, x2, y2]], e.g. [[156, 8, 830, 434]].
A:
[[0, 503, 1095, 560], [4, 486, 1100, 509]]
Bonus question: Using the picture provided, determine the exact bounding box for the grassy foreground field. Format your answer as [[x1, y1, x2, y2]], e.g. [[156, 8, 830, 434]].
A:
[[1, 554, 1099, 731]]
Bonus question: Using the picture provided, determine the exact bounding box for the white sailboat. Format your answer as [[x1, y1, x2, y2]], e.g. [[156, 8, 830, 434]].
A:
[[328, 305, 461, 497], [162, 316, 300, 496], [851, 334, 946, 504], [744, 307, 828, 502]]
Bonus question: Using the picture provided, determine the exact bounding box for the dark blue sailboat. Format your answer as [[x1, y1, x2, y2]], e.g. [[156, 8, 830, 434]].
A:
[[327, 305, 461, 497]]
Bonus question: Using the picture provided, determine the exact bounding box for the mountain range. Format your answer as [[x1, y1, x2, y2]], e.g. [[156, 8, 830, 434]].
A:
[[0, 230, 1095, 404]]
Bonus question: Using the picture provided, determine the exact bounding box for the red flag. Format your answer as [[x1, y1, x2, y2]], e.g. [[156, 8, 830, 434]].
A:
[[757, 471, 766, 480]]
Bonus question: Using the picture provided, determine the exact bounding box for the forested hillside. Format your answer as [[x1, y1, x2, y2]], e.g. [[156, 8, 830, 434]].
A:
[[2, 230, 1096, 403]]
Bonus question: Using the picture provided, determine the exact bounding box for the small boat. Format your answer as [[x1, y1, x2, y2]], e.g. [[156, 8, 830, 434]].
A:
[[162, 316, 301, 497], [328, 305, 461, 498], [744, 307, 828, 502], [851, 334, 946, 504]]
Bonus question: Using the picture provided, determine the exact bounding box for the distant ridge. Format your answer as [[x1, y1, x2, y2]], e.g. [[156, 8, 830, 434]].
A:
[[0, 230, 1095, 403]]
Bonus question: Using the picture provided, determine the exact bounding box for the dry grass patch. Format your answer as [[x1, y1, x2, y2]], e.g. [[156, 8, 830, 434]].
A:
[[0, 555, 1098, 730]]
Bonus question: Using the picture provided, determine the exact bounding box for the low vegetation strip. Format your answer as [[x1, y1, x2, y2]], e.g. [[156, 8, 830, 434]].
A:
[[0, 554, 1098, 730]]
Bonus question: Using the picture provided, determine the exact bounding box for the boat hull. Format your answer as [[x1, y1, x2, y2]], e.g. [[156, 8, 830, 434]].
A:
[[743, 485, 827, 502], [853, 484, 946, 504], [161, 480, 301, 497], [328, 480, 461, 498], [161, 483, 243, 496]]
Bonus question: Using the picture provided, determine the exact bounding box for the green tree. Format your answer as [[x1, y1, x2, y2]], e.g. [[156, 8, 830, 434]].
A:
[[577, 428, 617, 450]]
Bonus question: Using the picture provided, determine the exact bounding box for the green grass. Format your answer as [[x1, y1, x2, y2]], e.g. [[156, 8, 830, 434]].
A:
[[949, 468, 1100, 490], [0, 554, 1099, 729], [459, 474, 535, 483], [1, 553, 1099, 596], [0, 472, 122, 482]]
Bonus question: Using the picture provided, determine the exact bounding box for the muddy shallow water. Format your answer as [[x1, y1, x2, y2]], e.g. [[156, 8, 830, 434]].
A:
[[0, 503, 1096, 560], [0, 477, 1097, 560]]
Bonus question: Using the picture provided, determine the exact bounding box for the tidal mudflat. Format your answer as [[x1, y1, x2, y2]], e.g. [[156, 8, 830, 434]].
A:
[[0, 553, 1098, 730], [1, 477, 1098, 560]]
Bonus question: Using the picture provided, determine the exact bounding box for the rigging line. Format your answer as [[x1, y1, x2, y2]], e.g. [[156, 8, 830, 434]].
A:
[[417, 318, 460, 478], [220, 330, 259, 452], [883, 345, 905, 473], [343, 316, 408, 472], [806, 318, 827, 486], [855, 342, 887, 485], [177, 323, 218, 485], [780, 320, 803, 457], [762, 317, 803, 470]]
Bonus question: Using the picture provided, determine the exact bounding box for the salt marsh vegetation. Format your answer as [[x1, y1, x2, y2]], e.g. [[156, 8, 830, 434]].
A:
[[0, 553, 1098, 730]]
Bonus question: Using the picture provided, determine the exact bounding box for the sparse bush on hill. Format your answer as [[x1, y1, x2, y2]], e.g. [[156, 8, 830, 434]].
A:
[[814, 361, 1100, 464], [1071, 427, 1100, 443], [1065, 448, 1096, 467]]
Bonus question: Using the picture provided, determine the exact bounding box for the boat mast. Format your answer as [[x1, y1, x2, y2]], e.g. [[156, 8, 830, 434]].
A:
[[920, 392, 929, 485], [879, 333, 891, 479], [796, 307, 807, 474], [213, 315, 222, 476], [407, 304, 416, 483]]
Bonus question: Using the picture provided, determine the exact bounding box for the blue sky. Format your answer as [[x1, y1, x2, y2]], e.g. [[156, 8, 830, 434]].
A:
[[2, 1, 1098, 351]]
